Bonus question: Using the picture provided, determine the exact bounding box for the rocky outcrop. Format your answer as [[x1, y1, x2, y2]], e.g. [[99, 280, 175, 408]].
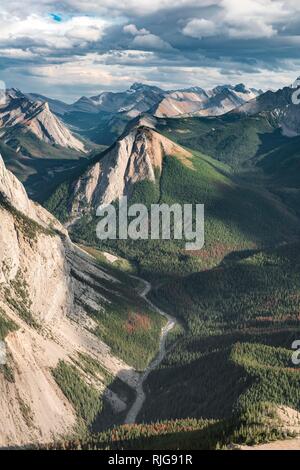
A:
[[0, 153, 66, 233], [0, 89, 85, 152], [67, 126, 192, 217], [0, 155, 138, 447]]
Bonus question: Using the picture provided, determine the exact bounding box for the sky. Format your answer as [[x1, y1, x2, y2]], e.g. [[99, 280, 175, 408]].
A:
[[0, 0, 300, 102]]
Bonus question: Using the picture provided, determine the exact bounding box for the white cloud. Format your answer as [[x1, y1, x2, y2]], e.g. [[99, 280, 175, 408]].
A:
[[132, 34, 171, 50], [227, 20, 275, 39], [124, 23, 172, 50], [220, 0, 283, 39], [182, 19, 218, 39], [123, 24, 149, 36], [0, 13, 109, 50], [183, 0, 294, 40], [19, 53, 150, 97], [0, 48, 37, 59], [64, 0, 217, 16], [101, 49, 155, 65]]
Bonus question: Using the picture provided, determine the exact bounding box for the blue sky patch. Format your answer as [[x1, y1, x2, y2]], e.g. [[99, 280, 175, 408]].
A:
[[50, 13, 62, 22]]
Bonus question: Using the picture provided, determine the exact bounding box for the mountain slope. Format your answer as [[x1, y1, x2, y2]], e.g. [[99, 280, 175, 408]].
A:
[[0, 154, 164, 446], [46, 121, 300, 279], [232, 84, 300, 137], [0, 89, 96, 203], [25, 93, 72, 116], [0, 132, 91, 204], [0, 89, 86, 153], [67, 126, 192, 218], [142, 243, 300, 434]]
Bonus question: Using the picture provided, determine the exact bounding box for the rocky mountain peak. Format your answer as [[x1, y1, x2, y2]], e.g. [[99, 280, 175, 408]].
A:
[[130, 82, 163, 93], [233, 83, 247, 92], [64, 124, 192, 219], [0, 89, 86, 152]]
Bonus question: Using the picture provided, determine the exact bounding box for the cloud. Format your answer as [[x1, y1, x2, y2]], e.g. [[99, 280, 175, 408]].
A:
[[124, 23, 173, 50], [226, 20, 275, 39], [123, 24, 149, 36], [182, 19, 218, 39], [0, 48, 37, 59], [183, 0, 285, 40], [1, 0, 300, 100], [0, 13, 109, 50], [63, 0, 217, 16], [220, 0, 283, 39], [132, 34, 172, 50]]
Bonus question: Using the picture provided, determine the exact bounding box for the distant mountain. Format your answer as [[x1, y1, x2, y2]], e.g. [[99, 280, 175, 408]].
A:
[[231, 82, 300, 137], [0, 89, 85, 152], [0, 89, 93, 203], [52, 83, 166, 117], [153, 84, 260, 118], [33, 82, 260, 146], [25, 92, 71, 116]]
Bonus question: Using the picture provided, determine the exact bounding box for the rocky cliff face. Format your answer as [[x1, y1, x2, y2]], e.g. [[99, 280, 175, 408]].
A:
[[0, 155, 138, 446], [66, 125, 192, 218], [0, 89, 85, 152], [0, 153, 66, 232]]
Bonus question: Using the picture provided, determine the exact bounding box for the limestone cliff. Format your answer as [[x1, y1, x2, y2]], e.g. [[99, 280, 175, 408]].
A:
[[67, 125, 192, 218], [0, 155, 138, 447]]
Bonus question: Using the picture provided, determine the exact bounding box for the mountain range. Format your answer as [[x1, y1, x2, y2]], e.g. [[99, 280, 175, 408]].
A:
[[1, 77, 300, 450], [28, 82, 261, 146], [0, 81, 261, 202]]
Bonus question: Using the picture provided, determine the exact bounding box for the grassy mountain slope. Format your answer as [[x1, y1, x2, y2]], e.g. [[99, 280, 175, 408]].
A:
[[155, 113, 300, 193], [156, 114, 286, 168], [139, 243, 300, 431], [69, 245, 164, 371], [43, 113, 300, 448], [59, 141, 300, 280], [155, 112, 300, 226]]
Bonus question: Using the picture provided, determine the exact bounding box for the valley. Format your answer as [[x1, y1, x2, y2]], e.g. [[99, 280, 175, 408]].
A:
[[124, 276, 177, 425], [1, 77, 300, 451]]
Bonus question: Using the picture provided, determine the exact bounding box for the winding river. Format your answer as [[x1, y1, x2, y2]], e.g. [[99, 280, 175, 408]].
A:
[[124, 277, 177, 424]]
